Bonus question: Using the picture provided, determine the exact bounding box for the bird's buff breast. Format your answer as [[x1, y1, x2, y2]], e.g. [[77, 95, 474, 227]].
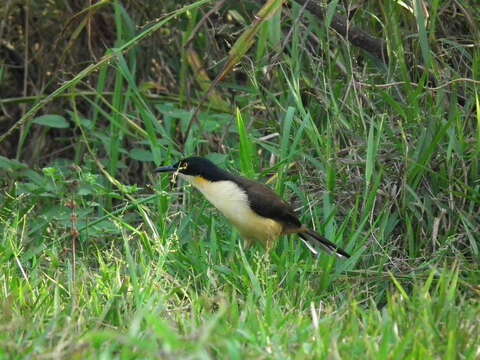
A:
[[181, 175, 282, 246]]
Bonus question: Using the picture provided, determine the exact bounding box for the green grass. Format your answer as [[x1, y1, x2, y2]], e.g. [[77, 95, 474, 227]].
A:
[[1, 0, 479, 358]]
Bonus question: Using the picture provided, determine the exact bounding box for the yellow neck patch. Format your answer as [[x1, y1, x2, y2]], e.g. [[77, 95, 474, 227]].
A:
[[192, 176, 210, 187]]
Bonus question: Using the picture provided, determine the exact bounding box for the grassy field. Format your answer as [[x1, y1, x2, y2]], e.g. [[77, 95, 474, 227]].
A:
[[1, 1, 479, 358]]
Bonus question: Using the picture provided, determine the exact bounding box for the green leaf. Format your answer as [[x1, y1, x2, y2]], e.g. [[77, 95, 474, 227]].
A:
[[325, 0, 340, 29], [414, 0, 432, 68], [32, 114, 69, 128], [206, 153, 228, 166], [236, 108, 256, 178], [0, 156, 27, 171], [129, 148, 154, 162]]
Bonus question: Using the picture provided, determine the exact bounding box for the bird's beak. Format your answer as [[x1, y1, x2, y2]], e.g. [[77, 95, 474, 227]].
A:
[[155, 165, 176, 173]]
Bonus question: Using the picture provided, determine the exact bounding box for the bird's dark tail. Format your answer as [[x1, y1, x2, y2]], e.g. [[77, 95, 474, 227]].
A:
[[299, 229, 350, 259]]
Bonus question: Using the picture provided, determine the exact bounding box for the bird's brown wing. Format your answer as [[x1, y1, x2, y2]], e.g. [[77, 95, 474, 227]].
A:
[[233, 176, 301, 229], [232, 175, 351, 258]]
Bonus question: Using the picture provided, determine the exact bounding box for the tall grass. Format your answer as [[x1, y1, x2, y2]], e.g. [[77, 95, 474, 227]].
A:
[[0, 0, 479, 358]]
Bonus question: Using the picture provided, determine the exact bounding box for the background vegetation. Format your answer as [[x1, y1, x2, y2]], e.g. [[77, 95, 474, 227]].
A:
[[1, 0, 479, 358]]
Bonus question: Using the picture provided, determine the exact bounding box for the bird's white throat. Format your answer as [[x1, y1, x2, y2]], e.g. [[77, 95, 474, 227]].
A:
[[179, 174, 249, 221]]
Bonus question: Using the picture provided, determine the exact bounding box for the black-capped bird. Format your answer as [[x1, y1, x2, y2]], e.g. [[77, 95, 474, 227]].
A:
[[156, 157, 350, 259]]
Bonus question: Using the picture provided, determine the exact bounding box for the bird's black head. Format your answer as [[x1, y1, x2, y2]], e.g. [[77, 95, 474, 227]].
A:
[[155, 157, 231, 181]]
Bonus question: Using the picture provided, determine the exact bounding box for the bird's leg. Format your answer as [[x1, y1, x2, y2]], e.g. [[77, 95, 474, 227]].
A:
[[242, 237, 255, 250], [265, 238, 276, 253]]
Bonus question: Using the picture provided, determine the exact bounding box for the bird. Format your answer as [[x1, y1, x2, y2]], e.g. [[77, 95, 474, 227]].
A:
[[156, 157, 350, 259]]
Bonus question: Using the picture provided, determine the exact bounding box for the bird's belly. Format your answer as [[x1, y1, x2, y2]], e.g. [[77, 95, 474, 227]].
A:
[[221, 202, 281, 238], [221, 203, 283, 248]]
